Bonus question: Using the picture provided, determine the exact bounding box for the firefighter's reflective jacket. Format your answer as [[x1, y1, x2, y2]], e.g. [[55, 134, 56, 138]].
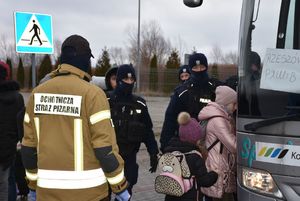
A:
[[21, 64, 127, 201], [107, 92, 158, 157]]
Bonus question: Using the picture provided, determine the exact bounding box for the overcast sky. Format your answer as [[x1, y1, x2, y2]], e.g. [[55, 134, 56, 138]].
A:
[[1, 0, 242, 63]]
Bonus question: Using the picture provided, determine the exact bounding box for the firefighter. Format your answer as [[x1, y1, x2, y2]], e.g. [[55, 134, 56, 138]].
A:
[[21, 35, 130, 201], [107, 64, 159, 199]]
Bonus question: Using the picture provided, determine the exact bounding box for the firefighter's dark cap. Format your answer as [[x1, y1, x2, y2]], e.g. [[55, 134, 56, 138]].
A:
[[61, 35, 94, 58]]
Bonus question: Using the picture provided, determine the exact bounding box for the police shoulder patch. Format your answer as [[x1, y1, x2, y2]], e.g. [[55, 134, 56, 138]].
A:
[[133, 95, 147, 108], [176, 82, 190, 98]]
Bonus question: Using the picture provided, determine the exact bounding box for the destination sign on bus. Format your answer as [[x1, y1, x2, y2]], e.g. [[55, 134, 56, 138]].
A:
[[260, 48, 300, 94]]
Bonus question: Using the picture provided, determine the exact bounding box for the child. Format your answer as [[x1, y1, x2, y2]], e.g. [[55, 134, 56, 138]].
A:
[[163, 112, 218, 201], [198, 86, 237, 201]]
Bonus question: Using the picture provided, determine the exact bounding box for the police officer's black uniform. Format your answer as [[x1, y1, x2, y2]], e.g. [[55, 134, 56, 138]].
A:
[[107, 64, 159, 197], [160, 53, 222, 151]]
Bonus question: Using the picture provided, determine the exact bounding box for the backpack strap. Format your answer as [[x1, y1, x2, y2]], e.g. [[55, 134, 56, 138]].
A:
[[185, 150, 202, 157], [207, 139, 220, 151], [204, 115, 226, 153]]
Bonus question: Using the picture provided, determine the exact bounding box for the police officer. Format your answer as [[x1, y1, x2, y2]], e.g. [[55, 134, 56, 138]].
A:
[[178, 65, 190, 84], [160, 52, 222, 151], [107, 64, 159, 198], [21, 35, 130, 201]]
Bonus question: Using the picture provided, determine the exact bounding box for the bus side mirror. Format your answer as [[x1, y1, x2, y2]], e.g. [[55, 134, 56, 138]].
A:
[[183, 0, 203, 8]]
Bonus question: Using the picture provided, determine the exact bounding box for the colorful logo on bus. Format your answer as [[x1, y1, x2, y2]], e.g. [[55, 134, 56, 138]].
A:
[[256, 142, 300, 167], [241, 137, 256, 167], [257, 147, 289, 159]]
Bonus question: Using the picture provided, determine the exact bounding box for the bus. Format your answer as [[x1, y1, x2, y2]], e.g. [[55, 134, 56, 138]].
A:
[[184, 0, 300, 200], [238, 0, 300, 200]]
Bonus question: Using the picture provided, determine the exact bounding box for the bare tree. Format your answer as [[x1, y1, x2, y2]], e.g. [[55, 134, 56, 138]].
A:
[[127, 20, 171, 67], [109, 47, 126, 65], [0, 34, 15, 62], [210, 44, 224, 64], [173, 35, 188, 62], [53, 39, 62, 60], [223, 51, 238, 64], [126, 20, 172, 91]]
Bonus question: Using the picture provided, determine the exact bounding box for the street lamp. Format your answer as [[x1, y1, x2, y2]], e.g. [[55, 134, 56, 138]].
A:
[[183, 0, 203, 7], [136, 0, 141, 92]]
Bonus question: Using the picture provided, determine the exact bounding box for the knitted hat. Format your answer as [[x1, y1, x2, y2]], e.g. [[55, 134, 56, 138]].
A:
[[61, 35, 94, 58], [178, 112, 203, 145], [188, 53, 208, 70], [215, 86, 237, 106], [116, 64, 136, 82], [178, 65, 190, 80], [60, 35, 94, 73], [0, 61, 10, 81]]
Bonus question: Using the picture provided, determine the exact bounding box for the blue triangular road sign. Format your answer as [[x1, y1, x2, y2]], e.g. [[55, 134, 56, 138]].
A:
[[14, 12, 53, 54]]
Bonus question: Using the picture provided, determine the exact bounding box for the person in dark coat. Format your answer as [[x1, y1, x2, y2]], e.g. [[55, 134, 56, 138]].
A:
[[160, 52, 223, 151], [105, 66, 118, 92], [163, 112, 218, 201], [0, 61, 25, 201], [107, 64, 159, 199], [178, 65, 190, 84], [239, 51, 261, 116]]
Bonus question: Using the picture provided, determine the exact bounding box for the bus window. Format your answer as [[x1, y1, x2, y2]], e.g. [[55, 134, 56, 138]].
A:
[[239, 0, 300, 121]]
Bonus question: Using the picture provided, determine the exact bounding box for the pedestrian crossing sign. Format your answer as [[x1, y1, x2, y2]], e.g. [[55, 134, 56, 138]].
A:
[[14, 12, 53, 54]]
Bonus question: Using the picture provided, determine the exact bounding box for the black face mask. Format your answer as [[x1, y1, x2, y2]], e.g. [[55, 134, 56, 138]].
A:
[[115, 81, 134, 97], [60, 47, 91, 73], [190, 70, 209, 85]]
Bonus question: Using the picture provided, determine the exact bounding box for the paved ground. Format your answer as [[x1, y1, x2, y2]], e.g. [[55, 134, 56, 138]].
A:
[[20, 93, 170, 201]]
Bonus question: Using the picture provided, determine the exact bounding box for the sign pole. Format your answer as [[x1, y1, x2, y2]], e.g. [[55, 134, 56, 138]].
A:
[[137, 0, 141, 93], [31, 53, 36, 88]]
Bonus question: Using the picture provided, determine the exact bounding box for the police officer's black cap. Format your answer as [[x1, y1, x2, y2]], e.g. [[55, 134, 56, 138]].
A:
[[61, 35, 94, 58], [116, 64, 136, 82], [188, 53, 208, 69]]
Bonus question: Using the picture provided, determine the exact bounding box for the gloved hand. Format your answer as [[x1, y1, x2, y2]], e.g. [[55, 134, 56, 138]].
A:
[[28, 190, 36, 200], [115, 190, 130, 201], [149, 154, 158, 173], [198, 171, 218, 187]]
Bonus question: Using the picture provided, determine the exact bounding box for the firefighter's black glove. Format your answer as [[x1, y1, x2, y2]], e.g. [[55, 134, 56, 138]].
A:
[[149, 154, 158, 173]]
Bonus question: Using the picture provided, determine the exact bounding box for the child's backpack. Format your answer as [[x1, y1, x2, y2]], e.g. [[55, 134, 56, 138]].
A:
[[154, 150, 201, 197]]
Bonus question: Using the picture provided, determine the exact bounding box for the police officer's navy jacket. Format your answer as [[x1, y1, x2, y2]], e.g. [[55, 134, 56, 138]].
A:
[[160, 77, 221, 151], [107, 92, 158, 157], [21, 64, 127, 201]]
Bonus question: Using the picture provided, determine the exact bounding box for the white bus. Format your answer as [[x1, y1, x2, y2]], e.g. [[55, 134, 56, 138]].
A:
[[184, 0, 300, 200]]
